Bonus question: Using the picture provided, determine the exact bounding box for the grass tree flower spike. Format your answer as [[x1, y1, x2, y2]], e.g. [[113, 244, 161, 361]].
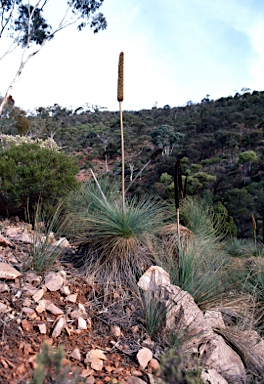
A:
[[117, 52, 124, 102], [117, 52, 125, 214]]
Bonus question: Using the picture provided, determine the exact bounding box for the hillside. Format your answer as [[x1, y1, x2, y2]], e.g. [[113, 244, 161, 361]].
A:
[[0, 90, 263, 239]]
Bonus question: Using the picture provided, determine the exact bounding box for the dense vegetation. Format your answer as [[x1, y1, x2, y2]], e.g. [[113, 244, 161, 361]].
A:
[[0, 89, 263, 239]]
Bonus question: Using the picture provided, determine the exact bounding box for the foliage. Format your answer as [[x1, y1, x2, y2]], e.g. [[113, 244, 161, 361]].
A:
[[0, 142, 79, 217], [159, 350, 203, 384], [238, 150, 258, 164], [158, 198, 230, 308], [29, 204, 67, 274], [30, 343, 84, 384], [1, 1, 107, 48], [2, 90, 264, 238], [64, 177, 165, 287], [151, 124, 185, 156]]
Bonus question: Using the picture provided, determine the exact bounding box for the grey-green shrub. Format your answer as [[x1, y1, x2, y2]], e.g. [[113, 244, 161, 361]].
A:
[[0, 142, 79, 217]]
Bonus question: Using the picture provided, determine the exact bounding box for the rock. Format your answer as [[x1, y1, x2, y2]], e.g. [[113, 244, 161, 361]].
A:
[[52, 316, 66, 337], [24, 272, 41, 286], [0, 302, 9, 313], [38, 300, 64, 315], [203, 334, 245, 380], [44, 273, 64, 291], [0, 262, 22, 279], [22, 307, 37, 319], [127, 377, 146, 384], [148, 358, 161, 375], [32, 288, 45, 302], [77, 317, 87, 330], [111, 325, 122, 338], [65, 293, 77, 303], [38, 324, 47, 334], [86, 376, 95, 384], [201, 368, 228, 384], [70, 348, 81, 360], [90, 358, 103, 371], [86, 349, 107, 361], [0, 234, 14, 248], [137, 266, 170, 291], [0, 283, 9, 292], [5, 227, 21, 238], [55, 237, 70, 248], [60, 285, 71, 295], [16, 232, 33, 244], [138, 267, 246, 381], [204, 310, 226, 329], [136, 348, 153, 369]]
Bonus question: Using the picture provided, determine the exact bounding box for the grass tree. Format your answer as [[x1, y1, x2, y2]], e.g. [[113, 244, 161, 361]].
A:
[[64, 179, 165, 287]]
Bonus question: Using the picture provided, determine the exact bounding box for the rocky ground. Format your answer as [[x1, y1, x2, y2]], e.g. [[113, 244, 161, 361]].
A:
[[0, 221, 162, 384], [1, 220, 264, 384]]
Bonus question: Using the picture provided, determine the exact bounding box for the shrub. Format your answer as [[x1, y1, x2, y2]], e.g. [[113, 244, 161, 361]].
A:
[[0, 142, 79, 217], [30, 343, 84, 384]]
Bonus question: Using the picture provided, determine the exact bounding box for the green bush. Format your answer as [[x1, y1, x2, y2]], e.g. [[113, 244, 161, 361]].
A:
[[0, 142, 79, 217]]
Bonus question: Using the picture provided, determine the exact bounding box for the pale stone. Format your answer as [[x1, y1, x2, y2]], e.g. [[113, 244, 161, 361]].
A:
[[80, 368, 94, 378], [0, 302, 8, 313], [90, 358, 103, 371], [86, 349, 107, 361], [5, 227, 21, 238], [0, 234, 14, 248], [44, 273, 64, 291], [0, 262, 22, 279], [111, 325, 122, 338], [60, 285, 71, 295], [86, 376, 95, 384], [148, 358, 161, 374], [136, 347, 153, 369], [55, 237, 70, 248], [52, 316, 66, 337], [77, 317, 87, 330], [201, 368, 228, 384], [70, 309, 81, 319], [38, 299, 64, 315], [0, 283, 9, 292], [38, 324, 47, 334], [35, 305, 45, 313], [201, 334, 245, 380], [17, 232, 33, 243], [24, 272, 41, 285], [78, 303, 87, 318], [137, 266, 170, 291], [70, 348, 81, 360], [32, 289, 45, 302], [204, 310, 226, 329], [22, 307, 37, 319], [130, 369, 143, 376], [65, 294, 77, 303]]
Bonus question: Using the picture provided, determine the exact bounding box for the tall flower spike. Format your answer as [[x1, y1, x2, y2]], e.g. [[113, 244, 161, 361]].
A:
[[117, 52, 124, 102]]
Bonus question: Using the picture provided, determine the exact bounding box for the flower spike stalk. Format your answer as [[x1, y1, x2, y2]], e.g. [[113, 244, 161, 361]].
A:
[[117, 52, 125, 215]]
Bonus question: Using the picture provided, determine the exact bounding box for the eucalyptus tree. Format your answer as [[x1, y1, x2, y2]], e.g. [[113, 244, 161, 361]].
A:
[[0, 0, 107, 115]]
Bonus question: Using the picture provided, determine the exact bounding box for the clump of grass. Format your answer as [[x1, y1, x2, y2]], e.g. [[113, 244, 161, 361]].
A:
[[65, 178, 165, 287], [157, 197, 230, 309], [29, 203, 66, 273]]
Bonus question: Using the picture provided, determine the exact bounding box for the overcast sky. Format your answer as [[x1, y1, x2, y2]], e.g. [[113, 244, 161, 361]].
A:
[[0, 0, 264, 113]]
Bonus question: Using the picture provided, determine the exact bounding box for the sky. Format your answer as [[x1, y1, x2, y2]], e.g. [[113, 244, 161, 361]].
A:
[[0, 0, 264, 113]]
